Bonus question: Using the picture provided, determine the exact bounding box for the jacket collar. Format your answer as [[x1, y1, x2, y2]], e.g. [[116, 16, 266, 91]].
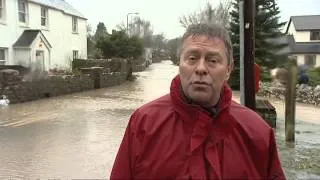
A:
[[170, 75, 235, 151], [170, 75, 232, 123]]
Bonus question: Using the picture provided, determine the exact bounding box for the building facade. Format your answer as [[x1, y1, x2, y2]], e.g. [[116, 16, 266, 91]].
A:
[[0, 0, 87, 71], [286, 15, 320, 68]]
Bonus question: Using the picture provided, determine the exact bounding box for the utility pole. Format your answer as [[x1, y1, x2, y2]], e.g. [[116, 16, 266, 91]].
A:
[[285, 57, 298, 142], [239, 1, 245, 105], [243, 0, 256, 110]]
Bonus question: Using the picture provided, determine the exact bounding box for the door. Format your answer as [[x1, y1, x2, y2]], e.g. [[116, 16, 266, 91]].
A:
[[35, 51, 45, 71]]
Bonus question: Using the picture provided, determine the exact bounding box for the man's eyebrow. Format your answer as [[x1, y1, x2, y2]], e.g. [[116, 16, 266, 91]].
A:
[[207, 52, 222, 57], [184, 49, 200, 55]]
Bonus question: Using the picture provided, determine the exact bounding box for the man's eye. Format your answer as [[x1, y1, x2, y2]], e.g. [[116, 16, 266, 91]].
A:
[[207, 58, 217, 63], [207, 57, 219, 63], [188, 56, 197, 61]]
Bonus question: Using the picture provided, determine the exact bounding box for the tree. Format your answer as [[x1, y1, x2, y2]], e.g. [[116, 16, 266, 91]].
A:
[[87, 24, 95, 58], [96, 30, 143, 59], [167, 38, 180, 65], [129, 17, 154, 48], [179, 1, 231, 29], [152, 34, 166, 50], [94, 22, 108, 42], [229, 0, 288, 89]]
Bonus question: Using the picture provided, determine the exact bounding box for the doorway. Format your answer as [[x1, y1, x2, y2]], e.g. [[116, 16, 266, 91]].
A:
[[36, 51, 45, 71]]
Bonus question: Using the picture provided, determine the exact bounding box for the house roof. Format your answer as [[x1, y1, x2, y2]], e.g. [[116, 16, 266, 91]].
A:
[[286, 15, 320, 33], [281, 35, 320, 54], [29, 0, 86, 19], [13, 30, 52, 48]]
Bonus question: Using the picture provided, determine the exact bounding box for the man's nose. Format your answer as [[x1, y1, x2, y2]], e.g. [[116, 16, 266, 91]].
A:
[[195, 58, 208, 75]]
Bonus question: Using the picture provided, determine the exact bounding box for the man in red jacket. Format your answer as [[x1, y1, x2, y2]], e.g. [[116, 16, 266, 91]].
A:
[[111, 23, 285, 179]]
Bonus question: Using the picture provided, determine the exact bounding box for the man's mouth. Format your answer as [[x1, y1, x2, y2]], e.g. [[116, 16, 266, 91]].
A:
[[192, 81, 209, 85]]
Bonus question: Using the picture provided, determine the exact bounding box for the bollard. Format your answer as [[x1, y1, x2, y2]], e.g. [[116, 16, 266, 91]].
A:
[[285, 57, 298, 142]]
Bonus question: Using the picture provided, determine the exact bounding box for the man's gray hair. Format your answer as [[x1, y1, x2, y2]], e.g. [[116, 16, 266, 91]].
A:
[[177, 23, 233, 64]]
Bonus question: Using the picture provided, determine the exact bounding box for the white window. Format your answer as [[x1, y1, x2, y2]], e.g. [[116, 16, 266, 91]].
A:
[[0, 48, 7, 65], [305, 55, 316, 66], [0, 0, 6, 21], [18, 0, 28, 23], [41, 7, 48, 27], [72, 16, 78, 33], [73, 50, 79, 59], [310, 31, 320, 41]]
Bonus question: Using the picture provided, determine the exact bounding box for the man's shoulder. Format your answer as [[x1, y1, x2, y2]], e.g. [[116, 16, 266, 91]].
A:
[[229, 101, 272, 138], [129, 94, 175, 129], [138, 94, 173, 113]]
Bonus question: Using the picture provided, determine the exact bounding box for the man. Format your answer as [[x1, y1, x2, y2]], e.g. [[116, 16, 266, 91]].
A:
[[111, 23, 285, 179]]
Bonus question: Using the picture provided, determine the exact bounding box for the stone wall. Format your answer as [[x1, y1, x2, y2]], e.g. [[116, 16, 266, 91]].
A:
[[2, 75, 94, 103], [258, 82, 320, 106], [1, 59, 130, 104]]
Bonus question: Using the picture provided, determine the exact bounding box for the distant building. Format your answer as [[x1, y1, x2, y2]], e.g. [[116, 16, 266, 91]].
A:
[[285, 15, 320, 68], [0, 0, 87, 71]]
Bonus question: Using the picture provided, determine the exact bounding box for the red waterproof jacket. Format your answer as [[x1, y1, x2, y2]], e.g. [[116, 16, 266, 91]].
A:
[[111, 75, 285, 179]]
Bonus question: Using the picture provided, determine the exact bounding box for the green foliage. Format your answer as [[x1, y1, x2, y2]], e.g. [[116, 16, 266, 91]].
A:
[[307, 67, 320, 86], [229, 0, 287, 89], [260, 66, 272, 82], [94, 22, 108, 42], [72, 59, 124, 72], [167, 38, 180, 65], [96, 30, 143, 59], [129, 17, 154, 48]]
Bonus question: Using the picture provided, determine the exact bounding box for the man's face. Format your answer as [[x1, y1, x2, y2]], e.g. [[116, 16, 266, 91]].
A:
[[179, 35, 233, 107]]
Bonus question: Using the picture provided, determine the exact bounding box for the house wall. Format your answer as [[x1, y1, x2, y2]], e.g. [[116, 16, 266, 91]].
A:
[[30, 35, 50, 71], [294, 54, 305, 66], [0, 0, 87, 70], [316, 55, 320, 67], [0, 0, 20, 65], [287, 21, 311, 42], [293, 54, 320, 68], [14, 48, 31, 67]]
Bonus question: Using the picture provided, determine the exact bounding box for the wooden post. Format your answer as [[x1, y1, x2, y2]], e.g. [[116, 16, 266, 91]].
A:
[[285, 57, 298, 142], [243, 0, 256, 110]]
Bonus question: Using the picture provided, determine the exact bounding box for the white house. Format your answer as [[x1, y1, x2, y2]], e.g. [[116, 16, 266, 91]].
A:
[[285, 15, 320, 68], [0, 0, 87, 71]]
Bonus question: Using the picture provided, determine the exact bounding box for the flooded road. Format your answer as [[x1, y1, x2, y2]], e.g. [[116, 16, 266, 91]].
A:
[[0, 60, 319, 179]]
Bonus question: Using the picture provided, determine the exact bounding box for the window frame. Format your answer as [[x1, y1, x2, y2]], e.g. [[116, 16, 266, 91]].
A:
[[310, 31, 320, 41], [0, 0, 6, 22], [305, 54, 316, 66], [18, 0, 28, 24], [73, 50, 79, 60], [41, 6, 48, 27], [0, 48, 7, 65], [72, 16, 78, 33]]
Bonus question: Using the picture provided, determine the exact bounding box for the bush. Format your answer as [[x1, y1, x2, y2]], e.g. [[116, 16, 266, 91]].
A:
[[260, 66, 272, 82], [72, 58, 125, 73], [307, 67, 320, 86]]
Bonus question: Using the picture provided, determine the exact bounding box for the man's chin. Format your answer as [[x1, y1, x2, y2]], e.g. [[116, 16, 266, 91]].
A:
[[189, 94, 211, 106]]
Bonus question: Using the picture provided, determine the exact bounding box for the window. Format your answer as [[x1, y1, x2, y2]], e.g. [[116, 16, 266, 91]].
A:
[[310, 31, 320, 41], [0, 0, 6, 21], [72, 16, 78, 33], [0, 48, 6, 65], [305, 55, 316, 66], [41, 7, 48, 27], [73, 50, 79, 59], [18, 0, 28, 23]]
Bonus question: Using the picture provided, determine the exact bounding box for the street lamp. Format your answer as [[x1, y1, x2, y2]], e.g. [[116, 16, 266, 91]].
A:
[[126, 12, 139, 36]]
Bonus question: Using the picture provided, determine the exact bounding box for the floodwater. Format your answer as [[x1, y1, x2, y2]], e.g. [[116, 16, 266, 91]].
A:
[[0, 60, 319, 179]]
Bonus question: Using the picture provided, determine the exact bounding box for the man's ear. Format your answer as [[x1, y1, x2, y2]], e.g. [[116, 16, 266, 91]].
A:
[[225, 61, 234, 81]]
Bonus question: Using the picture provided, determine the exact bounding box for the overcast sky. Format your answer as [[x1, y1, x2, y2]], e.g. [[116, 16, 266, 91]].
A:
[[66, 0, 320, 39]]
